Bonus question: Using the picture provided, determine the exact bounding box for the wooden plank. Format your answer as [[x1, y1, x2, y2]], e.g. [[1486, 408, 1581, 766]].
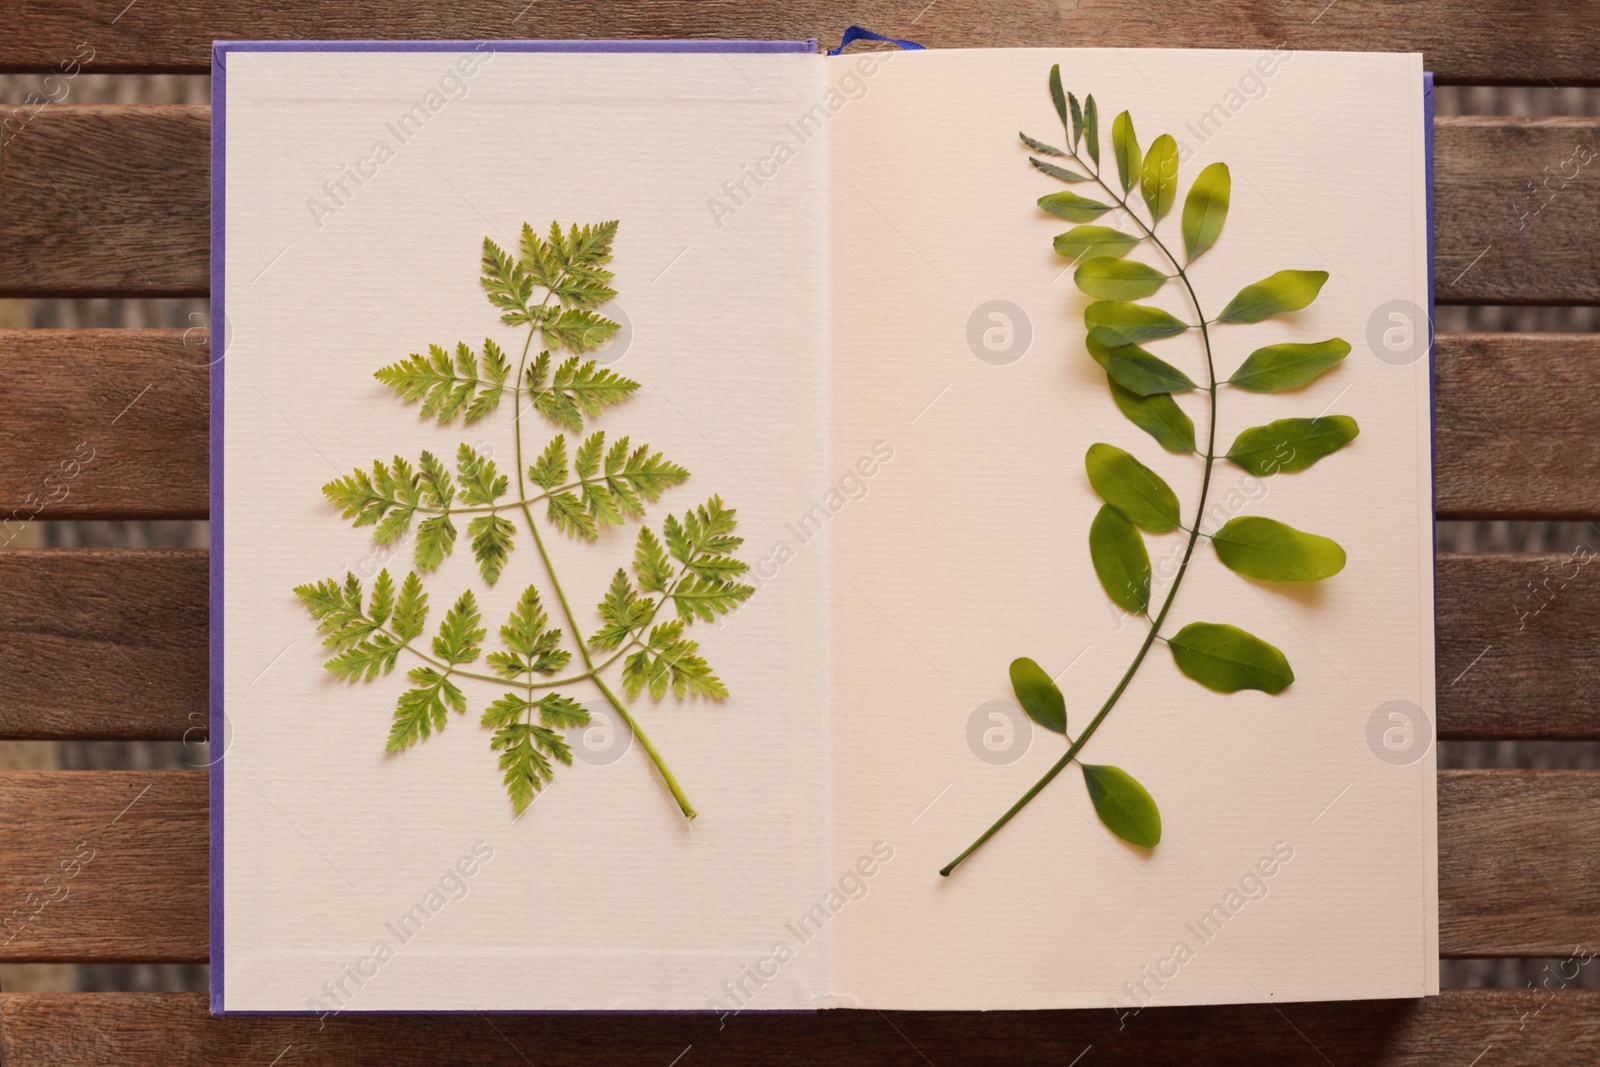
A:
[[0, 106, 207, 297], [1435, 553, 1600, 740], [2, 329, 1598, 521], [1434, 333, 1600, 520], [0, 769, 1591, 963], [2, 108, 1597, 304], [0, 331, 208, 520], [0, 0, 1595, 83], [0, 772, 206, 963], [2, 545, 1598, 743], [0, 550, 206, 742], [3, 989, 1598, 1066]]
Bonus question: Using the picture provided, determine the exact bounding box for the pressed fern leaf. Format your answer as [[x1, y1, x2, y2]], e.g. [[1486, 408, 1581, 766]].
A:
[[546, 490, 600, 541], [590, 568, 655, 651], [294, 572, 376, 649], [389, 666, 465, 750], [621, 620, 727, 700], [661, 497, 754, 622], [433, 589, 485, 665], [374, 341, 508, 425], [481, 237, 537, 325], [322, 456, 421, 544], [529, 435, 569, 491], [456, 443, 508, 506], [392, 572, 429, 642], [468, 514, 516, 585], [522, 219, 620, 309], [633, 526, 674, 594], [526, 352, 640, 433], [483, 688, 591, 811], [487, 585, 571, 678]]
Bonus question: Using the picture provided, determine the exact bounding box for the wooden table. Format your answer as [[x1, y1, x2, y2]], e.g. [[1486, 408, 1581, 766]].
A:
[[2, 2, 1597, 1062]]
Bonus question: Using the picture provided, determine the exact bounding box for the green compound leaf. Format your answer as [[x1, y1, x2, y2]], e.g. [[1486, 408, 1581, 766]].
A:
[[1140, 134, 1179, 223], [1168, 621, 1294, 694], [1082, 764, 1161, 847], [662, 497, 753, 619], [432, 589, 485, 666], [621, 620, 728, 700], [542, 307, 621, 354], [1019, 130, 1066, 157], [1085, 301, 1189, 348], [526, 352, 641, 433], [590, 568, 654, 651], [392, 572, 428, 642], [1008, 657, 1066, 734], [1030, 156, 1091, 183], [1181, 161, 1231, 264], [1039, 190, 1113, 223], [1111, 110, 1141, 194], [1074, 258, 1169, 302], [456, 443, 508, 506], [322, 456, 420, 544], [480, 237, 536, 325], [1109, 380, 1196, 454], [520, 219, 619, 310], [528, 435, 569, 491], [1054, 225, 1141, 263], [1089, 504, 1152, 614], [1083, 93, 1100, 165], [1088, 336, 1197, 396], [388, 666, 466, 751], [633, 525, 675, 593], [1228, 339, 1351, 392], [414, 515, 457, 572], [546, 490, 600, 541], [1217, 270, 1330, 324], [1085, 442, 1182, 533], [1211, 516, 1347, 583], [487, 584, 570, 679], [467, 514, 516, 586], [374, 341, 508, 426], [1226, 415, 1360, 476]]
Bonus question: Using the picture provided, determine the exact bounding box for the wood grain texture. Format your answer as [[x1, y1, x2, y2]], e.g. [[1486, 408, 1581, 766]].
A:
[[1, 330, 1597, 520], [1, 549, 1595, 743], [0, 331, 209, 520], [0, 550, 206, 742], [1, 108, 1596, 305], [0, 0, 1595, 83], [0, 770, 1591, 963], [1435, 553, 1600, 741], [1434, 333, 1600, 520], [2, 987, 1598, 1066], [0, 772, 206, 963]]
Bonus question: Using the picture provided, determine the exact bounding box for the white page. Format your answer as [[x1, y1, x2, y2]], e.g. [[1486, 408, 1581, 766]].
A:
[[220, 48, 835, 1011], [825, 48, 1436, 1010]]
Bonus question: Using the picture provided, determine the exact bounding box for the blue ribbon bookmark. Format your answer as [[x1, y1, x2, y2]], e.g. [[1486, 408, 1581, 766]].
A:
[[827, 25, 927, 55]]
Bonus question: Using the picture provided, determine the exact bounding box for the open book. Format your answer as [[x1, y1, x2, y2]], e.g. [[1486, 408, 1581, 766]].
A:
[[212, 39, 1436, 1013]]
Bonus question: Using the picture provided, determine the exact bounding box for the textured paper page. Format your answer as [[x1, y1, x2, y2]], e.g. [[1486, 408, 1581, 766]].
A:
[[825, 48, 1435, 1010], [219, 47, 833, 1011]]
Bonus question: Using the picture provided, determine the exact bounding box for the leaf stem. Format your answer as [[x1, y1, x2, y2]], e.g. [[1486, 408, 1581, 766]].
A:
[[510, 329, 697, 819], [940, 146, 1220, 876]]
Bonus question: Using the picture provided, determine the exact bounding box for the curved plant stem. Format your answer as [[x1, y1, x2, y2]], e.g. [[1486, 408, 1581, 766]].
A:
[[510, 329, 698, 819], [941, 153, 1219, 876]]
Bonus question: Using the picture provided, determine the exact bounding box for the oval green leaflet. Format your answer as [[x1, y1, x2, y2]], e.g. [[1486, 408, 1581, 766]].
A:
[[1040, 190, 1113, 223], [1048, 64, 1072, 145], [1211, 516, 1347, 582], [1168, 621, 1294, 694], [1084, 442, 1182, 533], [1112, 110, 1141, 194], [1181, 161, 1231, 264], [1084, 301, 1189, 348], [1081, 764, 1161, 848], [1109, 380, 1196, 454], [1140, 134, 1179, 223], [1216, 270, 1330, 324], [1089, 504, 1152, 613], [1228, 339, 1351, 392], [1009, 657, 1066, 734], [1087, 336, 1196, 396], [1083, 93, 1100, 164], [1074, 258, 1169, 302], [1055, 225, 1141, 262], [1226, 415, 1360, 475]]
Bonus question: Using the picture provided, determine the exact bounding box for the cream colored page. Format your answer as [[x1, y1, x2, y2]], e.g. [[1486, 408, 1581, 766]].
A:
[[222, 50, 833, 1011], [826, 49, 1434, 1010]]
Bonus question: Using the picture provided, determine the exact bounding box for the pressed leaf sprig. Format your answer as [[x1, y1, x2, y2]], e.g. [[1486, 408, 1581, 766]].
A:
[[941, 69, 1358, 875], [296, 221, 754, 817]]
